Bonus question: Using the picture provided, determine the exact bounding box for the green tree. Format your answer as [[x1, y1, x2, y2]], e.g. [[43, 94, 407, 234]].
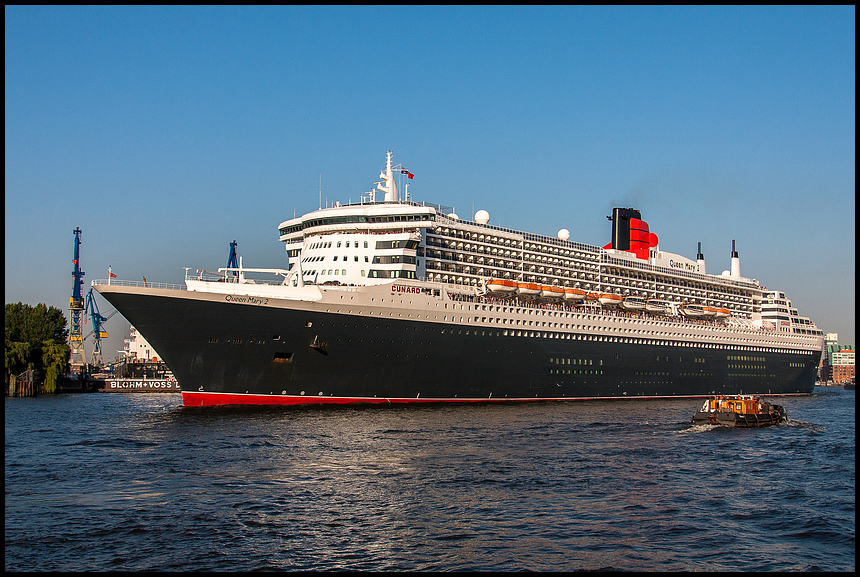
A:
[[5, 303, 70, 390], [5, 302, 68, 344], [41, 339, 69, 394], [5, 340, 32, 384]]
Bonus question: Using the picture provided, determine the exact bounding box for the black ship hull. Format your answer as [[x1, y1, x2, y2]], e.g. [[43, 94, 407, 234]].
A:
[[97, 287, 818, 407]]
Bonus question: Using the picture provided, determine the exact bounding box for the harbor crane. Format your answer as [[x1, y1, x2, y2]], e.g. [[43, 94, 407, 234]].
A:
[[83, 288, 109, 366], [68, 227, 116, 367], [227, 239, 239, 279], [69, 227, 86, 366]]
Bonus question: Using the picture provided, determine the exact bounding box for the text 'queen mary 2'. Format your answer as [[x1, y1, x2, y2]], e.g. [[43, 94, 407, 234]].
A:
[[94, 151, 824, 407]]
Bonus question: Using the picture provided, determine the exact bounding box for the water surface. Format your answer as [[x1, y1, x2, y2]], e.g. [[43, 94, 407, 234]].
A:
[[5, 387, 854, 570]]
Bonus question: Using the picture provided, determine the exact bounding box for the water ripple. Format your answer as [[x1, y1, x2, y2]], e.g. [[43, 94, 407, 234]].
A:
[[5, 389, 855, 571]]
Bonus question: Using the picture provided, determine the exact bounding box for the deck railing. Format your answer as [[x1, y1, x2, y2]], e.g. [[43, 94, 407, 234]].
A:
[[91, 279, 186, 291]]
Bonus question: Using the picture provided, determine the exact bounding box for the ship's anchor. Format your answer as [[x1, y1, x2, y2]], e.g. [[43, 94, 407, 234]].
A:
[[309, 335, 328, 355]]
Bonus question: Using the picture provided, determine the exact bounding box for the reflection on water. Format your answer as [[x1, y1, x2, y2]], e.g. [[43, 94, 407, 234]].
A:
[[5, 388, 855, 571]]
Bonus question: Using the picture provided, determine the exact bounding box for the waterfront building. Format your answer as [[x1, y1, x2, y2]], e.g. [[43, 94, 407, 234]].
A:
[[819, 334, 855, 384]]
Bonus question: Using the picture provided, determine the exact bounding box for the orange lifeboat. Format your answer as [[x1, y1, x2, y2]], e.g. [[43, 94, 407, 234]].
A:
[[487, 279, 516, 293], [563, 287, 587, 302], [541, 285, 564, 299], [516, 282, 541, 296], [598, 293, 622, 306]]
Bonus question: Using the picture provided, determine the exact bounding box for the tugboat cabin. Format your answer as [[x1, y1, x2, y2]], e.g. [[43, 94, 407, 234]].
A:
[[705, 395, 765, 415]]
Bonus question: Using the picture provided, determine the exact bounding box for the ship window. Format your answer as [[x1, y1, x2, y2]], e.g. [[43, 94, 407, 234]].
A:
[[364, 241, 368, 248], [337, 242, 341, 248]]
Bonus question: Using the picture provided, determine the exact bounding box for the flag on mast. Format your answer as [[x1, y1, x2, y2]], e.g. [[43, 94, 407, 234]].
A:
[[401, 169, 414, 179]]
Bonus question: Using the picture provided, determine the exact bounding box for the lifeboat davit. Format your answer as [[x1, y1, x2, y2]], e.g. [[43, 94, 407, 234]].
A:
[[516, 282, 541, 296], [646, 299, 671, 315], [680, 303, 705, 317], [487, 279, 516, 293], [620, 296, 646, 311], [598, 293, 622, 306], [563, 287, 587, 301], [541, 285, 564, 299]]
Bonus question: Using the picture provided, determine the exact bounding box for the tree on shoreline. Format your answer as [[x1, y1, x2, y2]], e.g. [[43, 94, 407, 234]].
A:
[[5, 303, 70, 391]]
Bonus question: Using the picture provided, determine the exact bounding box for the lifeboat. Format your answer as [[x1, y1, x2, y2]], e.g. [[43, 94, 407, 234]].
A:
[[680, 303, 705, 317], [563, 287, 587, 302], [486, 279, 516, 293], [715, 308, 731, 319], [702, 306, 718, 317], [585, 292, 600, 302], [620, 296, 646, 311], [645, 299, 671, 315], [540, 285, 564, 299], [692, 395, 787, 428], [598, 293, 622, 306], [516, 282, 541, 296]]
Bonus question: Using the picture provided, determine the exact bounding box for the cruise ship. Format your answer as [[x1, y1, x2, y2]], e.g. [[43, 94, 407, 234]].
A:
[[93, 151, 824, 406]]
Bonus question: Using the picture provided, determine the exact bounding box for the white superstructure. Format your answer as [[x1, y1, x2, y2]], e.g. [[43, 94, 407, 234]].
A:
[[120, 325, 162, 362], [272, 151, 823, 348]]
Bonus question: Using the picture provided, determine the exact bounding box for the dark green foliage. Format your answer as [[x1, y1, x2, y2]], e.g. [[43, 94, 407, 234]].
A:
[[5, 302, 68, 344], [41, 339, 69, 393], [5, 302, 70, 389]]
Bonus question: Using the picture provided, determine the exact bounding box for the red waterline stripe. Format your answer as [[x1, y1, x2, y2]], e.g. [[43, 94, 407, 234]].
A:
[[180, 390, 808, 407], [182, 391, 534, 407]]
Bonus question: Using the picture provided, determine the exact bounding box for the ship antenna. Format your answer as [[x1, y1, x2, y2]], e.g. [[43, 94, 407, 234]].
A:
[[377, 150, 399, 202], [319, 174, 322, 210]]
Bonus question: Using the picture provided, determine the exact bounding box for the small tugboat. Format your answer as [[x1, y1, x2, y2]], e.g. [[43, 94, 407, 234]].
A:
[[692, 395, 787, 427]]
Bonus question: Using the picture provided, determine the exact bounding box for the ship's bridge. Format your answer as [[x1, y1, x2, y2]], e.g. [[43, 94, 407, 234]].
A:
[[278, 201, 442, 242]]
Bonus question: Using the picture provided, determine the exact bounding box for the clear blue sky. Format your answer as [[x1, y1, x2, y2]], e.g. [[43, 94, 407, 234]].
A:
[[5, 5, 855, 361]]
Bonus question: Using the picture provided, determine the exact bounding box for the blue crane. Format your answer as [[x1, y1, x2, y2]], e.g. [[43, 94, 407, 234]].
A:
[[227, 239, 239, 279], [83, 288, 109, 366], [69, 227, 86, 365]]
